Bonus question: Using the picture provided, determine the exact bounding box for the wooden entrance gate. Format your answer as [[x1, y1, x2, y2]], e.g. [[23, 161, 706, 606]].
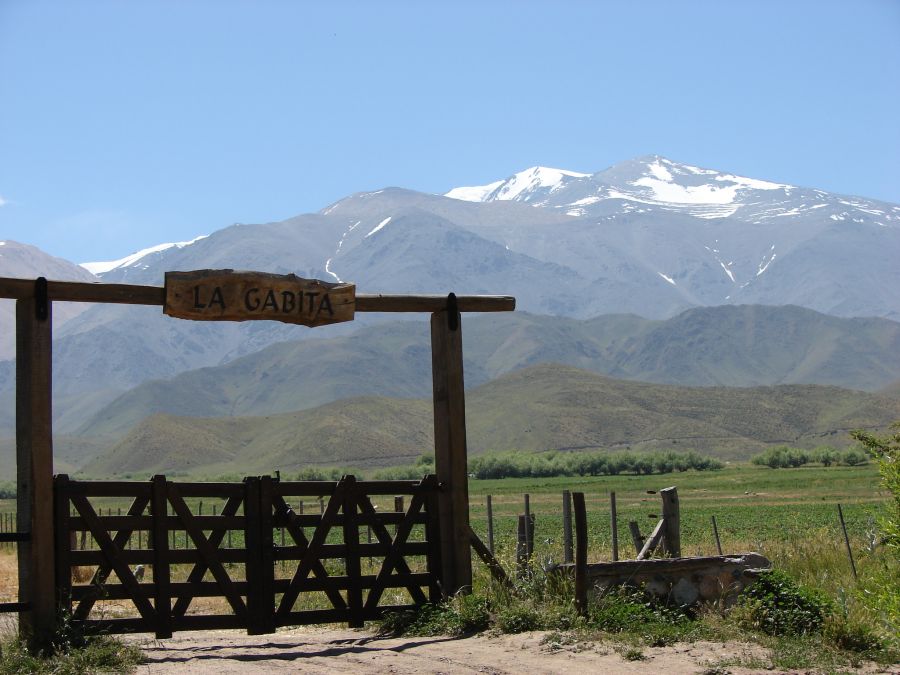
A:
[[54, 474, 441, 636], [1, 274, 514, 648]]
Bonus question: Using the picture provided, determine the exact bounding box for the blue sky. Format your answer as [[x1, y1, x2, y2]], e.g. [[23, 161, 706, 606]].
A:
[[1, 0, 898, 263]]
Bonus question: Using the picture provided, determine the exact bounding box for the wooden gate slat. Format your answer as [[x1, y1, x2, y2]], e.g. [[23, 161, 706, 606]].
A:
[[53, 475, 73, 616], [357, 493, 428, 607], [171, 494, 243, 618], [424, 475, 443, 602], [151, 475, 173, 639], [272, 495, 347, 611], [72, 493, 150, 621], [342, 478, 364, 628], [276, 478, 347, 618], [69, 494, 157, 624], [166, 484, 248, 620]]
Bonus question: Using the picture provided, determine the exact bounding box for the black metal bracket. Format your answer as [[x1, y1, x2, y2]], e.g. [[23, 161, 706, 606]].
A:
[[0, 601, 31, 613], [446, 292, 459, 331], [35, 276, 49, 321], [0, 532, 30, 543]]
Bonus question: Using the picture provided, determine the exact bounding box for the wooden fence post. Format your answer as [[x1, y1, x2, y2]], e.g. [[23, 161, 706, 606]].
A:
[[573, 492, 588, 616], [660, 486, 680, 558], [523, 494, 533, 558], [486, 495, 494, 555], [16, 287, 57, 649], [610, 491, 619, 562], [431, 302, 472, 595], [516, 515, 528, 578], [562, 490, 573, 564]]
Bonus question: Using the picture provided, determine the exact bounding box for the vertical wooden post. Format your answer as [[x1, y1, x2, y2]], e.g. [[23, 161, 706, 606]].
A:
[[516, 514, 528, 579], [610, 491, 619, 562], [53, 476, 72, 621], [394, 495, 404, 536], [343, 477, 364, 628], [424, 476, 443, 603], [150, 475, 172, 639], [430, 302, 472, 595], [573, 492, 588, 616], [660, 486, 680, 558], [523, 494, 532, 558], [562, 490, 573, 564], [486, 495, 494, 555], [16, 287, 56, 649], [258, 476, 276, 632], [711, 515, 723, 555]]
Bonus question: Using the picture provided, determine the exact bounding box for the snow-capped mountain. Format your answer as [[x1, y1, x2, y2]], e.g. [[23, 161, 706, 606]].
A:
[[3, 154, 898, 424], [448, 155, 899, 226]]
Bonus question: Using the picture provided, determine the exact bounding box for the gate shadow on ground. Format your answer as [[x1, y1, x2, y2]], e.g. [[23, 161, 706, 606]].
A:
[[137, 634, 464, 664]]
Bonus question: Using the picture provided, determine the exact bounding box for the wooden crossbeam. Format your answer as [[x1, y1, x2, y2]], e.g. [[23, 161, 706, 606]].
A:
[[0, 277, 515, 313]]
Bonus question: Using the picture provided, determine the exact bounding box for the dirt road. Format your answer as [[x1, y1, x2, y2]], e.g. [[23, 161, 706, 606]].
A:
[[127, 627, 777, 674]]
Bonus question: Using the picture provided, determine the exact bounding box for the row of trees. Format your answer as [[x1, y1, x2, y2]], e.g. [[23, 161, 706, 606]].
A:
[[289, 450, 725, 482], [750, 445, 868, 469], [466, 450, 723, 480]]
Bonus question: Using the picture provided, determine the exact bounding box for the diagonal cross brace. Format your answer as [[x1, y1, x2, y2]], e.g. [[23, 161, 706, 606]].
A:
[[69, 495, 157, 624], [359, 492, 428, 609], [166, 484, 247, 620], [73, 494, 149, 621], [170, 494, 243, 618], [273, 495, 347, 612], [276, 478, 347, 618]]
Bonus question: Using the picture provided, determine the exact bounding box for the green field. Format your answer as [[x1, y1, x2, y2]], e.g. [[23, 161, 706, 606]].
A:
[[466, 464, 885, 564], [0, 463, 886, 564]]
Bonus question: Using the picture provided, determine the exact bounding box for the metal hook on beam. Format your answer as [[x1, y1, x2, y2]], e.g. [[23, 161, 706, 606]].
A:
[[34, 277, 48, 322], [446, 292, 459, 331]]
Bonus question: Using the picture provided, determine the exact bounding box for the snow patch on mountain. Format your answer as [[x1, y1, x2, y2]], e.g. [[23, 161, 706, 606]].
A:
[[630, 160, 788, 210], [445, 180, 504, 202], [81, 236, 208, 274], [445, 167, 589, 203], [365, 216, 392, 238]]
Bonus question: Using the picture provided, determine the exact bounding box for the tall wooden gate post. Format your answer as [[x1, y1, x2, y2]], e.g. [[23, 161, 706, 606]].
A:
[[430, 299, 472, 596], [16, 285, 57, 648]]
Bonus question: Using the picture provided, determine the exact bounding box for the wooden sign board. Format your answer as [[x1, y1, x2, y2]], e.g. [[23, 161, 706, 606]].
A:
[[164, 270, 355, 327]]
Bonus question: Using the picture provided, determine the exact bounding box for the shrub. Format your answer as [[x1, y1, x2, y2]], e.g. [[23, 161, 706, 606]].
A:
[[813, 446, 840, 467], [378, 594, 491, 637], [751, 446, 810, 469], [293, 466, 356, 481], [734, 569, 832, 636], [496, 604, 543, 633], [839, 447, 869, 467]]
